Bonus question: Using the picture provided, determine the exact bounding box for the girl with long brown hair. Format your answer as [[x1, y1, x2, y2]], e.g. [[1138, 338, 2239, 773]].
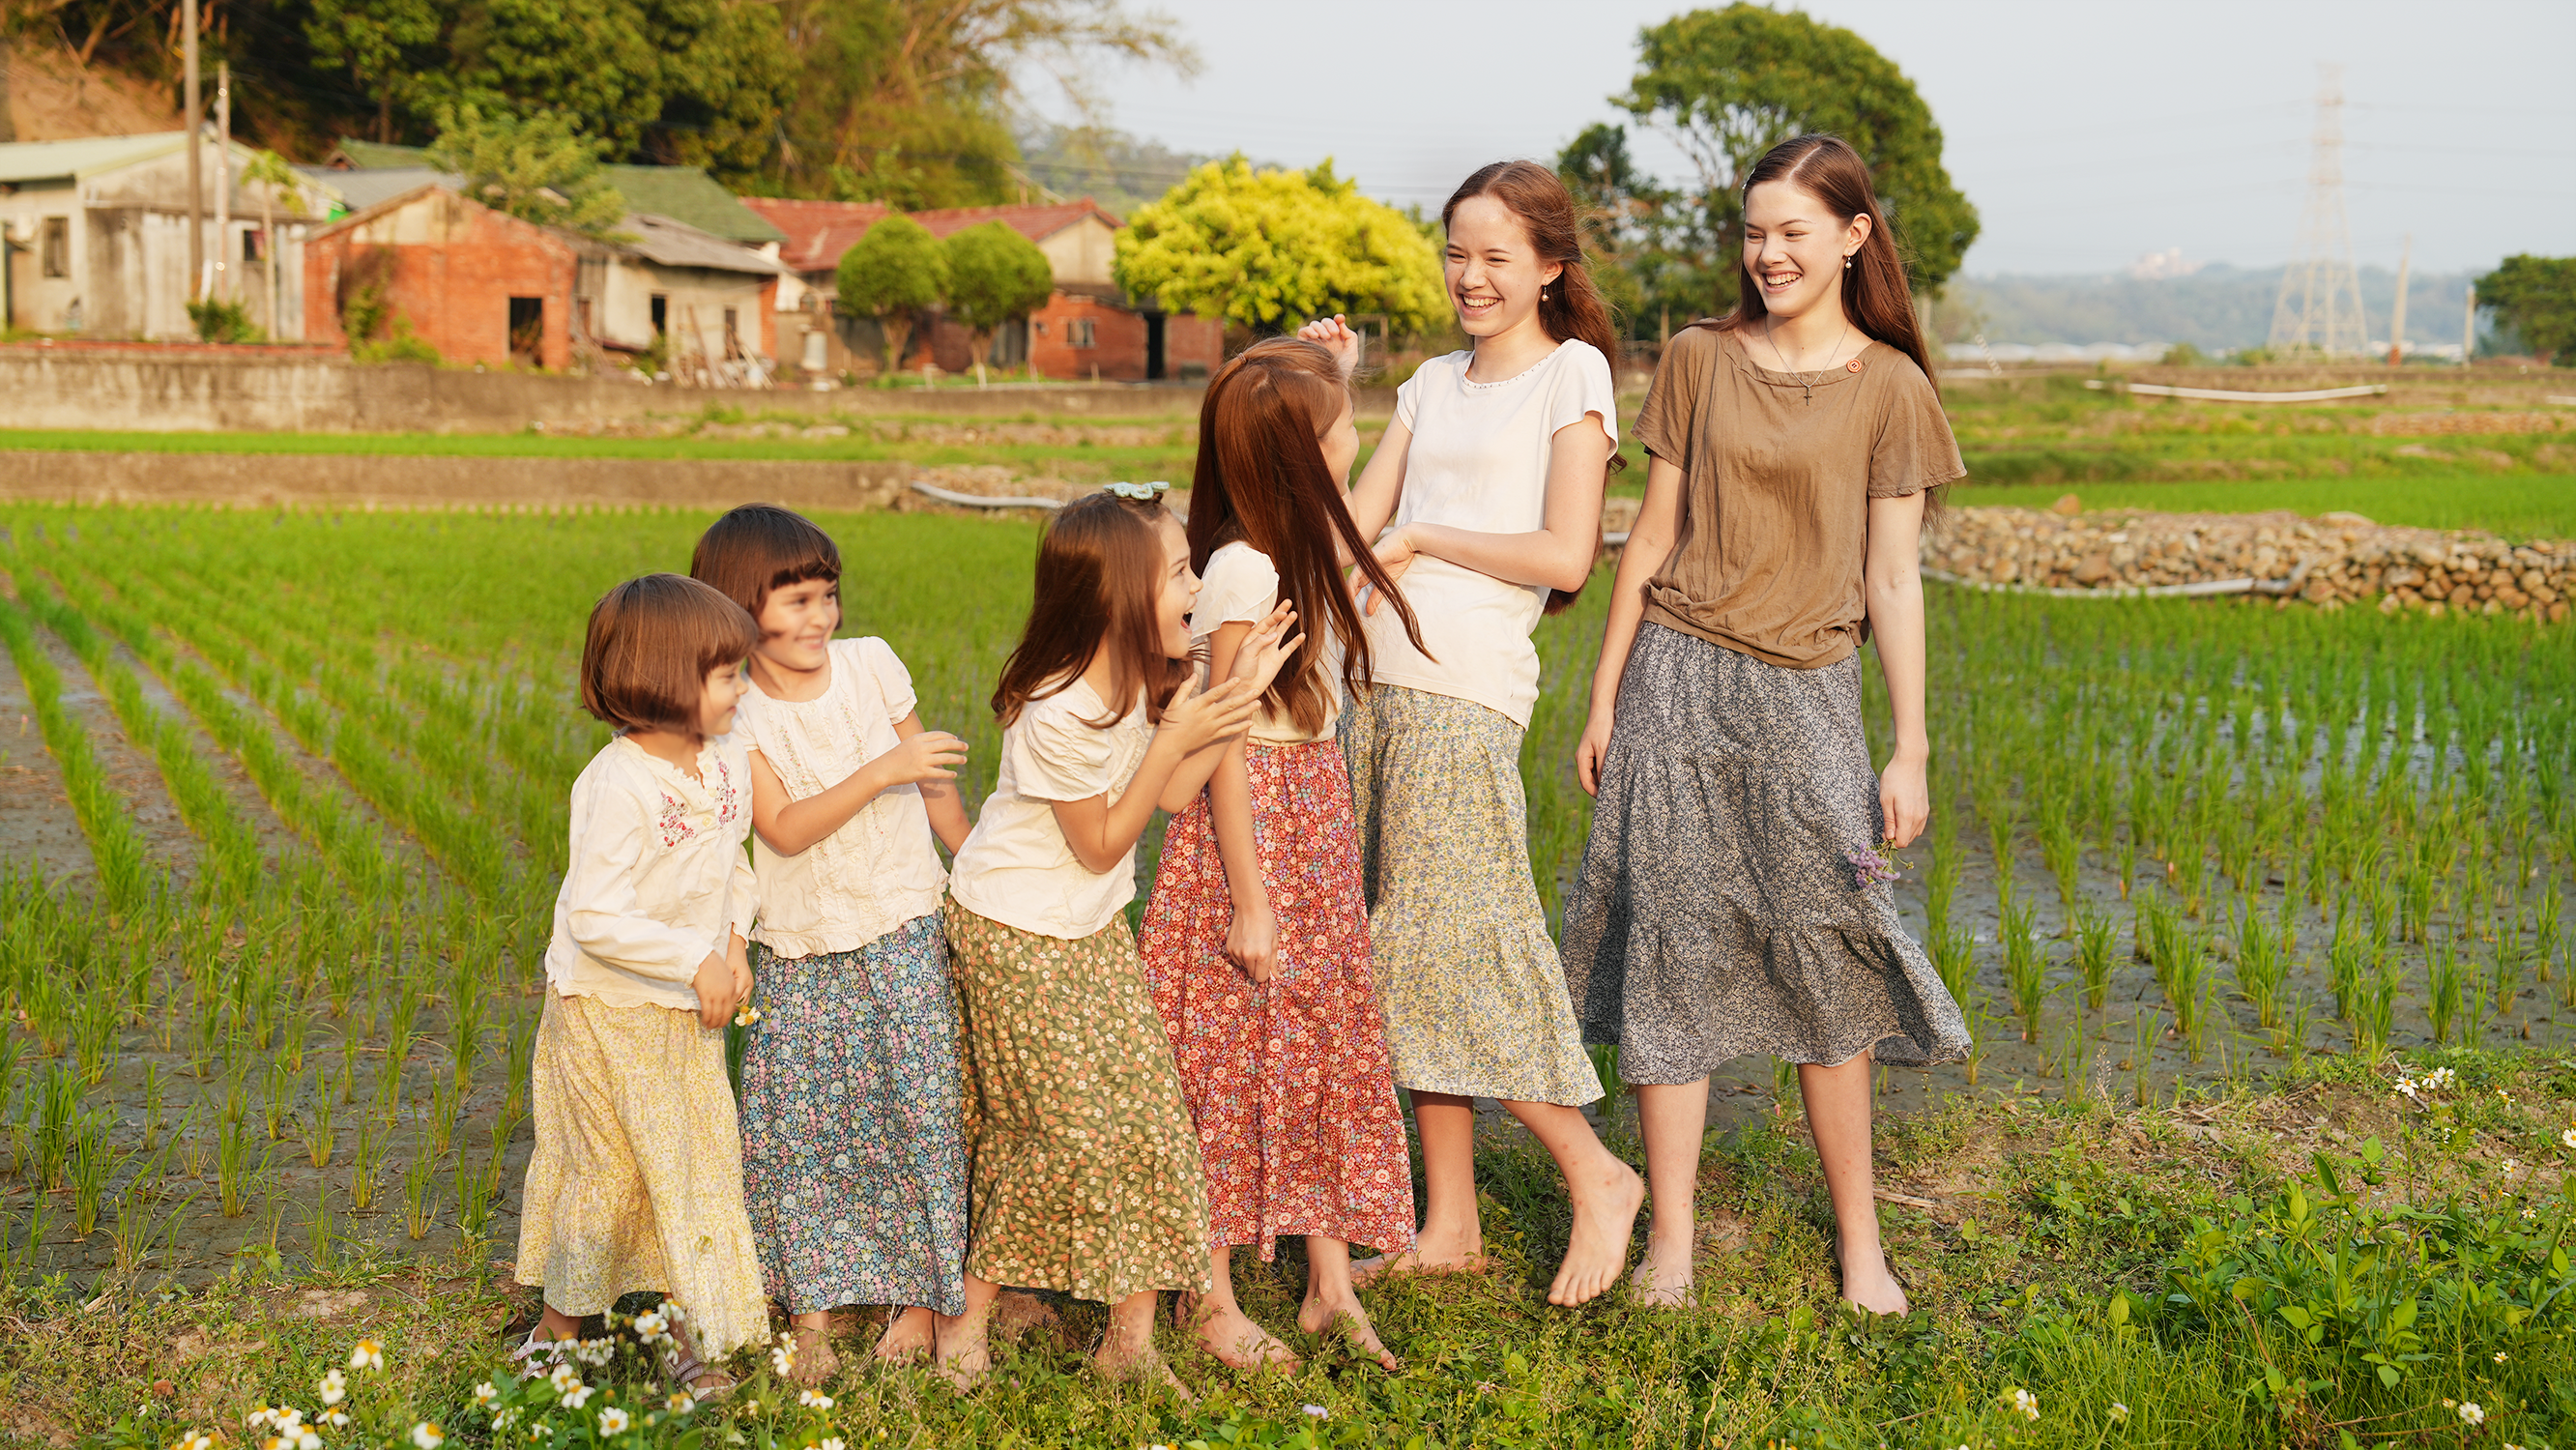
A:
[[934, 491, 1297, 1391], [1297, 160, 1641, 1308], [1139, 338, 1423, 1372], [1560, 133, 1971, 1315]]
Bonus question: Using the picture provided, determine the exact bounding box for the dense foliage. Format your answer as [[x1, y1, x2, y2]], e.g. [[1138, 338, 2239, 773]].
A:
[[941, 220, 1056, 378], [837, 215, 948, 371], [1113, 159, 1447, 336], [423, 105, 627, 236], [2476, 254, 2576, 364]]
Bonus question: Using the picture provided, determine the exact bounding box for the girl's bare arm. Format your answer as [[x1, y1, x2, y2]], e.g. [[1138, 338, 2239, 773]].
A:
[[1377, 418, 1612, 593], [1864, 489, 1930, 848], [1574, 452, 1686, 796]]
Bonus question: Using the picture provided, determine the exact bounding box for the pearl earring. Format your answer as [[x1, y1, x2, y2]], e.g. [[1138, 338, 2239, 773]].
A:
[[1844, 256, 1853, 270], [1540, 287, 1548, 301]]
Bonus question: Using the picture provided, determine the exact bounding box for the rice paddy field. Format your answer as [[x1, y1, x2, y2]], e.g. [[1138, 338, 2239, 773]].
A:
[[2, 390, 2575, 1446]]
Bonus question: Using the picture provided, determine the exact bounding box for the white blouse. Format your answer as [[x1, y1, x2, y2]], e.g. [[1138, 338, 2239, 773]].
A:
[[733, 637, 947, 958], [946, 677, 1151, 939], [544, 734, 759, 1012], [1192, 541, 1338, 745]]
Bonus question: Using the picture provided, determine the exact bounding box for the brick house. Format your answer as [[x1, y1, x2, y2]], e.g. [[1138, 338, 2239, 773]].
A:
[[302, 186, 783, 375], [742, 196, 1222, 383]]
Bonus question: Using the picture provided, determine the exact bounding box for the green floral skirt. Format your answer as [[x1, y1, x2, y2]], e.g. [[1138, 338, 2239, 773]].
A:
[[943, 899, 1212, 1303]]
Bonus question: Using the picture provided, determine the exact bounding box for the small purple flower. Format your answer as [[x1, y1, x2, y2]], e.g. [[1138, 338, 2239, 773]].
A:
[[1845, 846, 1900, 890]]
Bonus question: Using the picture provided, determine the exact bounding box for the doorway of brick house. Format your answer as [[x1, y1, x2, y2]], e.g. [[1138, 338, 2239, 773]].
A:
[[508, 297, 543, 367]]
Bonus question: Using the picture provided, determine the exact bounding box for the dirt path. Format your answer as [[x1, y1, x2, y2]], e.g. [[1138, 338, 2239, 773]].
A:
[[0, 648, 93, 885]]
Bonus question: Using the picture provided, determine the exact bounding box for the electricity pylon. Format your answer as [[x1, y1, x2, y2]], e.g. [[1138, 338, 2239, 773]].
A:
[[2267, 65, 2371, 358]]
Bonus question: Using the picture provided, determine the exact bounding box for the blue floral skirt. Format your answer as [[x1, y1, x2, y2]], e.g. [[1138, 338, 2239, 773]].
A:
[[740, 913, 968, 1316]]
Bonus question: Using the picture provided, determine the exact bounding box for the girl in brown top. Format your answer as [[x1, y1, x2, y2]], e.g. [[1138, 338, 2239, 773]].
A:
[[1559, 135, 1971, 1316]]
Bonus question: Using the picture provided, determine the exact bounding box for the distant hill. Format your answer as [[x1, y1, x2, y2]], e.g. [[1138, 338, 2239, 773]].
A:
[[1945, 265, 2480, 350]]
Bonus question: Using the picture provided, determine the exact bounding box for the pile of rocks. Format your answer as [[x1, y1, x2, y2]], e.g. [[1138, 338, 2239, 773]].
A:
[[1922, 500, 2573, 623]]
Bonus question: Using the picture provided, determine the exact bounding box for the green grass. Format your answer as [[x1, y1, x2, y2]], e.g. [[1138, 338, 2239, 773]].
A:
[[1957, 471, 2576, 539]]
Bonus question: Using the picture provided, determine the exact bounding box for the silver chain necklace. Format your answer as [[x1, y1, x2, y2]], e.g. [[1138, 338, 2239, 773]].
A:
[[1763, 310, 1855, 403]]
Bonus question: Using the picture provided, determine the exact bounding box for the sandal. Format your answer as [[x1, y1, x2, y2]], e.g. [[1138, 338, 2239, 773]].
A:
[[661, 1321, 738, 1401], [507, 1326, 577, 1368]]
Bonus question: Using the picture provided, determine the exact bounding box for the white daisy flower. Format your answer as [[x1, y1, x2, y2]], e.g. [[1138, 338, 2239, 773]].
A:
[[409, 1424, 445, 1450]]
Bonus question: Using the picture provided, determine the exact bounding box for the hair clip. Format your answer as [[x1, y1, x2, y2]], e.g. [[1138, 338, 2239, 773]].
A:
[[1104, 480, 1171, 500]]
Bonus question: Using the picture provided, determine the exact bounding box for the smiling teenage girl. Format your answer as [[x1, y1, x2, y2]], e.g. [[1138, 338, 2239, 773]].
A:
[[935, 491, 1299, 1391], [1561, 134, 1971, 1316], [516, 574, 767, 1395], [691, 505, 975, 1382], [1300, 160, 1641, 1309]]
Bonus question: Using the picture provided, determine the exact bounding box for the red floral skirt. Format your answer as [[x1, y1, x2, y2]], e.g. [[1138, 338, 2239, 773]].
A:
[[1140, 739, 1417, 1261]]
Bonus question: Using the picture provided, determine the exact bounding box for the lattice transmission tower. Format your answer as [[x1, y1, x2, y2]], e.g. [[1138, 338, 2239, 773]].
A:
[[2268, 65, 2371, 357]]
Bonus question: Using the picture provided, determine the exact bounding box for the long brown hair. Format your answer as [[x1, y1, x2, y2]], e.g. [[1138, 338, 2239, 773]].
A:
[[1441, 160, 1626, 614], [991, 493, 1190, 730], [1714, 134, 1940, 394], [1191, 338, 1429, 735], [578, 574, 759, 736]]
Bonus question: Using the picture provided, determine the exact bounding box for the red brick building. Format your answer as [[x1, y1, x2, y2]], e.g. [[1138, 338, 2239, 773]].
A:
[[303, 185, 579, 369], [743, 196, 1222, 383]]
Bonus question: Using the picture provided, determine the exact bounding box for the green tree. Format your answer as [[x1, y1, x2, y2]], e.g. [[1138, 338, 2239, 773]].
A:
[[1114, 159, 1446, 336], [304, 0, 449, 142], [942, 221, 1056, 385], [1614, 3, 1979, 303], [1557, 122, 1701, 338], [763, 0, 1197, 205], [2475, 255, 2576, 364], [428, 105, 628, 236], [839, 215, 949, 374]]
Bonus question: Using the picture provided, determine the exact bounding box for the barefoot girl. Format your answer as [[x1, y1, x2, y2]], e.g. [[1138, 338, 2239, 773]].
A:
[[1560, 134, 1970, 1315], [517, 573, 767, 1394], [690, 505, 974, 1381], [1300, 160, 1642, 1308], [1139, 339, 1422, 1371], [937, 489, 1298, 1388]]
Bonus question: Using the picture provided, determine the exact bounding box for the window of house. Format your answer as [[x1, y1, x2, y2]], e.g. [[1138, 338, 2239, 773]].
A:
[[40, 217, 69, 278], [722, 306, 741, 359], [650, 295, 668, 334], [1069, 318, 1095, 349], [243, 228, 263, 263]]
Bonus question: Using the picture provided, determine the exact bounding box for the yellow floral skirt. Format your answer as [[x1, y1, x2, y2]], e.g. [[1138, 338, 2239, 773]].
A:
[[514, 991, 768, 1357]]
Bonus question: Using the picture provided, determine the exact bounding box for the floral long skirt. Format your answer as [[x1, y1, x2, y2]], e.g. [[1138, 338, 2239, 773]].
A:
[[1139, 739, 1417, 1262], [1340, 684, 1604, 1106], [1559, 623, 1971, 1082], [942, 900, 1212, 1303], [739, 914, 968, 1317], [515, 991, 768, 1357]]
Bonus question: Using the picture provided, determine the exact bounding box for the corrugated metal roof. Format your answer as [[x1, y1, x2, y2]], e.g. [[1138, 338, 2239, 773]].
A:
[[297, 165, 459, 212], [614, 213, 785, 275], [0, 131, 188, 184]]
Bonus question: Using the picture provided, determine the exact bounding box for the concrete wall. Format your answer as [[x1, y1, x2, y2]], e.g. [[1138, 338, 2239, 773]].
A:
[[0, 449, 911, 511], [0, 345, 1206, 430]]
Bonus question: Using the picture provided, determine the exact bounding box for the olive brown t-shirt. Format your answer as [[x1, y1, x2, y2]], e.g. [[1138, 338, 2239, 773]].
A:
[[1634, 324, 1965, 670]]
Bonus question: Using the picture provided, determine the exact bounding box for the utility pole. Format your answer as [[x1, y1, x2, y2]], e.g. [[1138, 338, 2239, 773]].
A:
[[213, 62, 232, 303], [2267, 64, 2369, 357], [2386, 234, 2410, 365], [184, 0, 201, 299], [2463, 284, 2476, 367]]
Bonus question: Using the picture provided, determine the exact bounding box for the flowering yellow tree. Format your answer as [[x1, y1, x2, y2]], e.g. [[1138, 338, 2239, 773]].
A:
[[1113, 159, 1445, 335]]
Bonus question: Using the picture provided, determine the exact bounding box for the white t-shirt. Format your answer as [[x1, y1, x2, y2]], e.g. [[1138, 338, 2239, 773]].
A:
[[947, 677, 1152, 939], [1362, 338, 1618, 728], [732, 637, 946, 958], [1192, 540, 1339, 745], [545, 734, 758, 1013]]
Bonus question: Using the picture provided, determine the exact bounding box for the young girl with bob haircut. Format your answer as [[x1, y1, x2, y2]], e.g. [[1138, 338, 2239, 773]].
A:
[[1298, 159, 1640, 1308], [515, 572, 768, 1394], [1560, 133, 1971, 1315], [937, 489, 1298, 1390], [690, 504, 975, 1381], [1140, 338, 1424, 1372]]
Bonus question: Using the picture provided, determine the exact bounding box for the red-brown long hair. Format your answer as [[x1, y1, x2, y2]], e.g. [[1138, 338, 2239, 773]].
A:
[[1191, 337, 1429, 735], [1442, 160, 1626, 614], [991, 493, 1190, 729], [1715, 134, 1940, 395]]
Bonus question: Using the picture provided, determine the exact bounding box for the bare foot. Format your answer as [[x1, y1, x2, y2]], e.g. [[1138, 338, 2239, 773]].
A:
[[1546, 1158, 1645, 1307], [1836, 1238, 1910, 1317], [1629, 1237, 1694, 1307], [1348, 1228, 1489, 1288], [1095, 1335, 1195, 1403], [1181, 1298, 1300, 1371], [933, 1320, 990, 1393], [1297, 1290, 1400, 1372], [785, 1322, 840, 1384], [873, 1306, 933, 1364]]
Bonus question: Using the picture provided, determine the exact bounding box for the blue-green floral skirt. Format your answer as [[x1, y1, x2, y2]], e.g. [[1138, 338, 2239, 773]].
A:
[[741, 913, 968, 1316]]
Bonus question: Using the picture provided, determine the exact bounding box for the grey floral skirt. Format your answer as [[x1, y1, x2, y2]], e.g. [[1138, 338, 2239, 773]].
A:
[[1560, 623, 1969, 1083], [1342, 683, 1603, 1106]]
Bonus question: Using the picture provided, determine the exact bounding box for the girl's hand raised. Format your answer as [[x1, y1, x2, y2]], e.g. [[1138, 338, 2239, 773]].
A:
[[878, 729, 969, 786], [1227, 601, 1305, 697], [1159, 671, 1264, 755], [1295, 315, 1362, 379]]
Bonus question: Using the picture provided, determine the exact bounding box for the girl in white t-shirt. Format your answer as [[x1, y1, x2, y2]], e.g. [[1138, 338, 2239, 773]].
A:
[[936, 489, 1297, 1391], [515, 573, 766, 1394], [1139, 338, 1426, 1373], [1299, 160, 1642, 1309], [690, 505, 974, 1382]]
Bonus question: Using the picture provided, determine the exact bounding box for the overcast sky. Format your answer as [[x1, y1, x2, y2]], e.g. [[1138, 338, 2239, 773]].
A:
[[1049, 0, 2574, 278]]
